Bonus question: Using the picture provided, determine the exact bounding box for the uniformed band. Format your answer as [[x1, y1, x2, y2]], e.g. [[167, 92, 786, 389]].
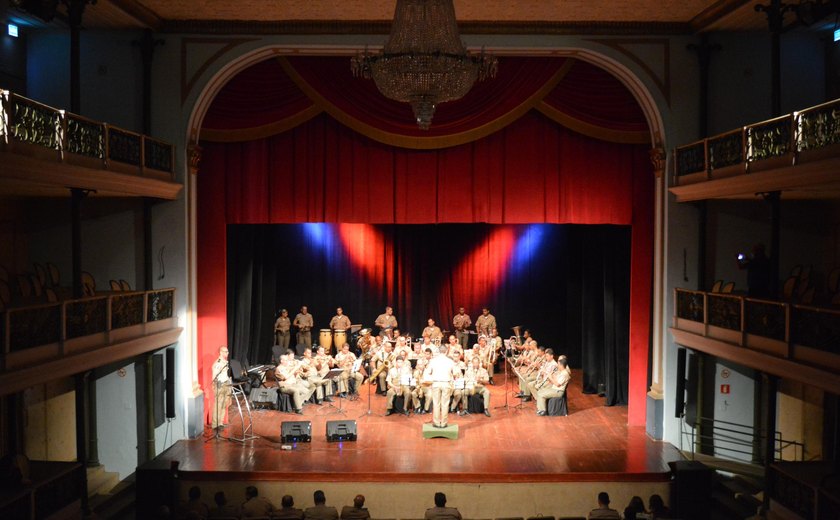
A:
[[213, 305, 571, 429]]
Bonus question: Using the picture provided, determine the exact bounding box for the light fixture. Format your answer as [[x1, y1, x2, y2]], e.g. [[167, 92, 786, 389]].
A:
[[351, 0, 497, 130], [8, 23, 19, 37]]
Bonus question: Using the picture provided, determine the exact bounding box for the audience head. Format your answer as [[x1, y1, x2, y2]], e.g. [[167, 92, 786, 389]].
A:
[[188, 485, 201, 501], [626, 496, 645, 512], [281, 495, 294, 508], [598, 491, 611, 506], [649, 494, 665, 512], [353, 494, 365, 508], [246, 486, 258, 499], [314, 490, 326, 505], [434, 492, 447, 507], [214, 491, 226, 506]]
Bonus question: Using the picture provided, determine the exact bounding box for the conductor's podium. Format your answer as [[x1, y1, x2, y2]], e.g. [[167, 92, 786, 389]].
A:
[[422, 423, 459, 439]]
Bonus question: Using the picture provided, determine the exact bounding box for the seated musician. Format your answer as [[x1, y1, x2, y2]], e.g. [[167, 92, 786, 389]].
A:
[[463, 356, 491, 417], [447, 334, 463, 360], [313, 347, 335, 403], [527, 348, 558, 399], [385, 357, 413, 416], [536, 356, 570, 416], [412, 349, 433, 414], [372, 341, 395, 395], [450, 355, 467, 414], [335, 344, 363, 398], [275, 354, 308, 414], [301, 349, 330, 405], [394, 335, 411, 360], [473, 336, 496, 385], [515, 346, 546, 402]]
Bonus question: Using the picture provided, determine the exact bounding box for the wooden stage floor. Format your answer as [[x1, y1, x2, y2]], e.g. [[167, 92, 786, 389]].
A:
[[159, 376, 682, 483]]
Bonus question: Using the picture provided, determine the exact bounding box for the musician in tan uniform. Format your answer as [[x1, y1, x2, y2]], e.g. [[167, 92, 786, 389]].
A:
[[412, 350, 433, 414], [421, 318, 443, 342], [475, 307, 496, 337], [450, 357, 467, 415], [301, 348, 330, 404], [474, 336, 496, 385], [314, 346, 335, 402], [515, 346, 546, 402], [423, 345, 459, 428], [329, 307, 352, 332], [452, 307, 472, 351], [274, 309, 291, 350], [374, 306, 398, 338], [536, 357, 570, 416], [293, 305, 314, 350], [371, 341, 395, 395], [275, 354, 307, 414], [211, 346, 231, 429], [463, 356, 491, 416], [385, 357, 413, 416], [527, 348, 558, 399], [335, 344, 363, 397]]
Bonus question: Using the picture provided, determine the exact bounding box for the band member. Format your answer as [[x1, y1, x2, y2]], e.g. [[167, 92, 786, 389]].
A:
[[357, 329, 375, 358], [474, 336, 496, 384], [275, 354, 307, 414], [385, 358, 413, 416], [447, 334, 463, 361], [274, 309, 291, 350], [423, 344, 459, 428], [375, 306, 398, 338], [421, 318, 443, 342], [412, 349, 433, 414], [419, 335, 437, 355], [293, 306, 314, 349], [452, 307, 472, 351], [463, 356, 491, 416], [372, 341, 395, 395], [335, 344, 363, 397], [515, 346, 546, 401], [329, 307, 351, 331], [528, 348, 558, 398], [475, 307, 496, 337], [450, 356, 467, 415], [211, 346, 231, 429], [394, 335, 411, 360], [314, 346, 335, 402], [536, 357, 571, 416], [302, 349, 330, 404]]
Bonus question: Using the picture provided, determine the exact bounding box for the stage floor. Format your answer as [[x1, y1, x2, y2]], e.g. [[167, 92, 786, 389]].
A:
[[160, 376, 682, 483]]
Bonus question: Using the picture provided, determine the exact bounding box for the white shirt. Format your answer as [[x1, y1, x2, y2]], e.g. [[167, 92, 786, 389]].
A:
[[423, 353, 457, 388]]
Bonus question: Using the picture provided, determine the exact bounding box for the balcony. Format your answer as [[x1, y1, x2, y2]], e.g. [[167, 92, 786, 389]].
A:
[[0, 90, 182, 200], [0, 288, 182, 395], [670, 98, 840, 202], [670, 288, 840, 394]]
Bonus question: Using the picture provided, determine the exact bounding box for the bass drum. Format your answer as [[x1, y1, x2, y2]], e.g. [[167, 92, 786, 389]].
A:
[[319, 329, 333, 354]]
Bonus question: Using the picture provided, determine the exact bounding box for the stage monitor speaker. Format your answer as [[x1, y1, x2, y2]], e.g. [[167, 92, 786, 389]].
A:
[[675, 347, 686, 418], [249, 387, 277, 410], [281, 421, 312, 443], [165, 347, 176, 419], [326, 420, 357, 442]]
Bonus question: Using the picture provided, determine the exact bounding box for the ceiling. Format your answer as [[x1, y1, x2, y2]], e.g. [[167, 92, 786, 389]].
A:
[[5, 0, 825, 35]]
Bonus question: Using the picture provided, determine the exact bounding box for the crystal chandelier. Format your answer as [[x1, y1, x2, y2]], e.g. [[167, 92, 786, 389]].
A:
[[351, 0, 498, 130]]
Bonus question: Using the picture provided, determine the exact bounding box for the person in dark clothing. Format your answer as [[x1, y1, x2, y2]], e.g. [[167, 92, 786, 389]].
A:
[[738, 243, 773, 297]]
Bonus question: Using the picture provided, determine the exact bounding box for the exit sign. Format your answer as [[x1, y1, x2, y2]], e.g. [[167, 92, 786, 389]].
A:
[[720, 384, 730, 394]]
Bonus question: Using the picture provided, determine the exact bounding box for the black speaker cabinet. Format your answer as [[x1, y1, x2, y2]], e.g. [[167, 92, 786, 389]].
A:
[[675, 347, 686, 418], [249, 387, 277, 410], [165, 347, 176, 419], [669, 460, 713, 520], [326, 420, 357, 442], [281, 421, 312, 443]]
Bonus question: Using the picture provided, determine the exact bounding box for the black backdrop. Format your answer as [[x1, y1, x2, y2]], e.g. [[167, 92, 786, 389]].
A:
[[227, 224, 630, 405]]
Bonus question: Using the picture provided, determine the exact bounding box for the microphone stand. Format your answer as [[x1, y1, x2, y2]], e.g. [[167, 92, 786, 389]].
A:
[[494, 348, 511, 413]]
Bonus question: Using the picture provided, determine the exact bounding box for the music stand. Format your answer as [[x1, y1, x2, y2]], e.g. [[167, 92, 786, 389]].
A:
[[324, 368, 347, 415], [224, 382, 259, 443], [359, 365, 385, 419], [494, 351, 514, 413]]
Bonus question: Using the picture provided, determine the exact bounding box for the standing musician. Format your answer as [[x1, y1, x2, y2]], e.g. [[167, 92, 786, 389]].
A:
[[293, 306, 314, 350], [211, 346, 231, 429], [423, 344, 459, 428], [275, 354, 308, 414], [385, 358, 413, 416], [374, 306, 398, 338], [475, 307, 496, 337], [412, 349, 433, 414], [452, 307, 472, 351], [527, 348, 558, 399], [313, 346, 336, 402], [274, 309, 291, 351], [463, 356, 492, 417], [536, 356, 570, 416], [335, 344, 363, 397], [421, 318, 443, 342], [329, 307, 351, 332]]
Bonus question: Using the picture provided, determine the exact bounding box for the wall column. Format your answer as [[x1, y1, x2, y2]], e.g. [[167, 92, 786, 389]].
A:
[[647, 147, 666, 439]]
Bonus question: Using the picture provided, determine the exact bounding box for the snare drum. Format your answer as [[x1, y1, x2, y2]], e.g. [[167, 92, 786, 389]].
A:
[[334, 329, 347, 350], [319, 329, 333, 353]]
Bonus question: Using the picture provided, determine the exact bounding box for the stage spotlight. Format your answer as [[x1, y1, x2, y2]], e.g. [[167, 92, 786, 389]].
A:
[[326, 420, 357, 442], [280, 421, 311, 443]]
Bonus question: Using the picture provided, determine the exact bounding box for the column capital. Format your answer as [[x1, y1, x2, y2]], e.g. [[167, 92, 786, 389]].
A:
[[650, 146, 666, 177], [188, 143, 203, 175]]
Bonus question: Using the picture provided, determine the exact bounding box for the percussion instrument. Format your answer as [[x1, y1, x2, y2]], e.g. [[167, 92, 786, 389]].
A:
[[319, 329, 333, 353], [334, 329, 347, 350]]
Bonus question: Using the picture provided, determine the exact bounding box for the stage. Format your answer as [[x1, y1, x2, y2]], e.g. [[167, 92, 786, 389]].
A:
[[140, 377, 683, 518]]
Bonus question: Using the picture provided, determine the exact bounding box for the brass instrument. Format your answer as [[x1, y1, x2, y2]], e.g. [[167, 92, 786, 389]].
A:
[[535, 364, 559, 390], [368, 352, 395, 382]]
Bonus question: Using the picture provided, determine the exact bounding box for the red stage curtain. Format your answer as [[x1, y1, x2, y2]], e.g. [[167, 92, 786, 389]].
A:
[[197, 109, 653, 425]]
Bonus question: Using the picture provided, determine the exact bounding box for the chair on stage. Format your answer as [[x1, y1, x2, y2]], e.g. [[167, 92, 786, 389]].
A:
[[271, 344, 285, 364], [467, 394, 485, 414], [546, 394, 569, 416]]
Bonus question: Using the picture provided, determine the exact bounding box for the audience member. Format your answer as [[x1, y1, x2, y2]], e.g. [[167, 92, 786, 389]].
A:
[[424, 492, 461, 520], [340, 494, 371, 520], [209, 491, 238, 518], [241, 485, 275, 518], [623, 495, 647, 520], [304, 489, 339, 520], [274, 494, 305, 520], [587, 491, 620, 519], [183, 485, 210, 519], [648, 494, 672, 519]]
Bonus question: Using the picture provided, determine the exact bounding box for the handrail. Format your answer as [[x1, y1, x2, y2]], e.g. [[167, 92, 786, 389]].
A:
[[673, 96, 840, 181], [679, 414, 804, 465], [0, 89, 175, 177]]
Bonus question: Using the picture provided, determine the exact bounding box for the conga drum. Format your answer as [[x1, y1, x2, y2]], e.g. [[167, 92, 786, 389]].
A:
[[334, 329, 347, 351], [319, 329, 333, 354]]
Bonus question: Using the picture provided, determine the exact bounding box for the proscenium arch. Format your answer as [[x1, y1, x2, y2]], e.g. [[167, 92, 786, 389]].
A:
[[183, 44, 668, 426]]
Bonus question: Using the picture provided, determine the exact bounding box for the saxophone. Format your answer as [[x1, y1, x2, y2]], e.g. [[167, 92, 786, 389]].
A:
[[368, 351, 395, 382]]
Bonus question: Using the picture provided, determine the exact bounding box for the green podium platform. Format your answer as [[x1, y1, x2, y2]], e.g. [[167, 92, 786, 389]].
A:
[[422, 423, 459, 439]]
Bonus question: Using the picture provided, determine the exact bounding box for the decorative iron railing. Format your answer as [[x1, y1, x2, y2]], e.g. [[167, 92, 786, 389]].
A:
[[0, 90, 174, 177], [674, 97, 840, 181], [768, 462, 840, 520], [0, 462, 84, 520], [0, 288, 176, 353]]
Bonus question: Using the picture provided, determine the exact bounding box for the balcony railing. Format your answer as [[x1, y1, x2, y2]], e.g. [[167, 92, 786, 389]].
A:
[[674, 288, 840, 371], [680, 415, 804, 465], [674, 97, 840, 183], [769, 462, 840, 520], [0, 90, 175, 179], [1, 288, 176, 365]]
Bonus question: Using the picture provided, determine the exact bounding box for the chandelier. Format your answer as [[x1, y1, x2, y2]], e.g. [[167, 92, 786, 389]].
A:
[[351, 0, 498, 130]]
